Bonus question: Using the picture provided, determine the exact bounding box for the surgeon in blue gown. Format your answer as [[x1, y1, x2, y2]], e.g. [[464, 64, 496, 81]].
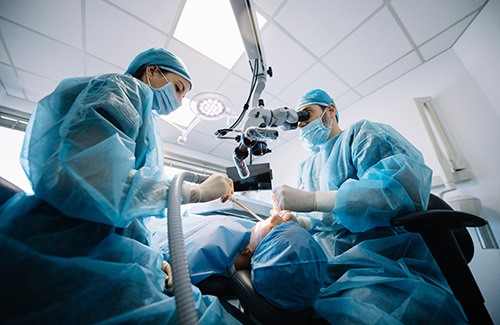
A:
[[0, 48, 238, 324], [272, 89, 468, 324]]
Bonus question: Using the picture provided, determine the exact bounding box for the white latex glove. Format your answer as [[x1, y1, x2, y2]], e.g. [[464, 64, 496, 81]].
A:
[[162, 261, 173, 292], [281, 212, 313, 231], [181, 173, 234, 204], [271, 185, 337, 213]]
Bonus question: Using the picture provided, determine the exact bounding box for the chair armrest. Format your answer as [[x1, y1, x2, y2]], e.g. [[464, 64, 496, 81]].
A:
[[0, 177, 23, 205], [196, 274, 234, 297], [390, 210, 486, 232]]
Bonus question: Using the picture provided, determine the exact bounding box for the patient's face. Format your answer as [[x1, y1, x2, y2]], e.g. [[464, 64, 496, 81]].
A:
[[234, 215, 284, 271], [248, 215, 283, 252]]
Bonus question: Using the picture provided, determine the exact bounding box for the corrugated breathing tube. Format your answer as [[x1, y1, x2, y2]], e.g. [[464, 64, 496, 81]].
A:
[[167, 172, 207, 325]]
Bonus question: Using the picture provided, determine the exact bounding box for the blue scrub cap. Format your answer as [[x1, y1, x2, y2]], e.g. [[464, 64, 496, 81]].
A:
[[296, 89, 338, 122], [251, 222, 328, 311], [125, 48, 192, 89]]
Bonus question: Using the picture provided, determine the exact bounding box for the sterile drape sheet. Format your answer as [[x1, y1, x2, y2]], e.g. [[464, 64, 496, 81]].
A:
[[0, 194, 239, 324], [310, 223, 468, 324]]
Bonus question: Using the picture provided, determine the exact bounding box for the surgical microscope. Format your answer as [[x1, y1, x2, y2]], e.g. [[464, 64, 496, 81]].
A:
[[214, 0, 310, 179]]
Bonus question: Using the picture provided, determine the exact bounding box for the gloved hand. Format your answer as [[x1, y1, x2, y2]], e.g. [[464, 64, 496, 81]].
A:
[[271, 185, 337, 213], [281, 212, 313, 231], [181, 173, 234, 204], [162, 261, 173, 292]]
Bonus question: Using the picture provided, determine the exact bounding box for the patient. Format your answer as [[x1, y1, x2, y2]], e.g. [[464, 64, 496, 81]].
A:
[[148, 213, 328, 311]]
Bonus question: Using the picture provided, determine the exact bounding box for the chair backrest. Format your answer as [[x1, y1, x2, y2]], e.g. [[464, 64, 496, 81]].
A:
[[397, 193, 493, 324], [0, 176, 23, 205], [427, 194, 474, 263]]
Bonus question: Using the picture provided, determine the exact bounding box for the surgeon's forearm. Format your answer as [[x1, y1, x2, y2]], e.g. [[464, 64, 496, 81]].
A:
[[315, 190, 337, 212]]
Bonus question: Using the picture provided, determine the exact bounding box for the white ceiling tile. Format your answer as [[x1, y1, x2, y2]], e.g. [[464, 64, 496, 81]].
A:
[[0, 38, 10, 65], [0, 86, 6, 100], [17, 70, 58, 102], [193, 115, 236, 138], [254, 0, 284, 17], [108, 0, 182, 34], [86, 0, 168, 70], [0, 20, 84, 81], [85, 55, 123, 76], [356, 51, 421, 96], [335, 90, 361, 111], [322, 7, 413, 86], [0, 0, 83, 49], [231, 54, 254, 81], [0, 63, 24, 98], [0, 0, 491, 165], [419, 16, 475, 61], [278, 62, 350, 107], [209, 140, 237, 161], [218, 73, 253, 112], [260, 23, 316, 95], [391, 0, 486, 45], [275, 0, 383, 57], [177, 128, 222, 154], [265, 97, 287, 109], [168, 38, 229, 98], [157, 118, 184, 143]]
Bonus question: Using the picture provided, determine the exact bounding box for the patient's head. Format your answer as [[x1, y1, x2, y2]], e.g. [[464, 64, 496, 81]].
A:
[[251, 222, 328, 311], [233, 214, 284, 271]]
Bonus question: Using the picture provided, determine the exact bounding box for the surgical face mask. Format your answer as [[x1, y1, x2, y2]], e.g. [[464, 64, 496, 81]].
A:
[[147, 70, 181, 115], [300, 109, 332, 152]]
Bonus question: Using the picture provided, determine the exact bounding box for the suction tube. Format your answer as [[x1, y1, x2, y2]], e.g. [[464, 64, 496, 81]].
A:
[[168, 172, 208, 324]]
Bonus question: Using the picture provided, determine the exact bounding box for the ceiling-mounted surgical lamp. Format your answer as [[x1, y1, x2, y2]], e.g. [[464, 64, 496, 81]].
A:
[[191, 91, 232, 121]]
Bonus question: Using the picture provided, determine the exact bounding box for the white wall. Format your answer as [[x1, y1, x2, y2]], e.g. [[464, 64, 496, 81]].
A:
[[454, 0, 500, 120], [268, 0, 500, 321]]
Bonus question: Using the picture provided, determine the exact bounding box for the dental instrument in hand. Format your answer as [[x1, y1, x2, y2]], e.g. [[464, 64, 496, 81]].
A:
[[230, 197, 264, 221]]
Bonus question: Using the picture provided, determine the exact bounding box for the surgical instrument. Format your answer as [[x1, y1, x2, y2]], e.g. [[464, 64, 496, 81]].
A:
[[230, 197, 264, 221]]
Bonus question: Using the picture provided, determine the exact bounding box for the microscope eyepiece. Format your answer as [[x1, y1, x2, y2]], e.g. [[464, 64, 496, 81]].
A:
[[297, 110, 310, 121]]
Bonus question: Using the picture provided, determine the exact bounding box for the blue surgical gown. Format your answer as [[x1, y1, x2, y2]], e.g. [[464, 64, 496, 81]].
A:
[[0, 73, 240, 324], [299, 119, 432, 232], [0, 195, 240, 324], [148, 214, 254, 284], [21, 73, 171, 228], [298, 120, 467, 323]]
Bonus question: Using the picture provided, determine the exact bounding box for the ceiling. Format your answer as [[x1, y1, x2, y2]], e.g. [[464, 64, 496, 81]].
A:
[[0, 0, 488, 166]]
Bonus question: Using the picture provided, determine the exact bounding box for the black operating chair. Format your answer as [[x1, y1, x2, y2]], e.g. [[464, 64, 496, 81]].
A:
[[0, 176, 23, 205], [391, 193, 493, 324], [197, 272, 315, 325]]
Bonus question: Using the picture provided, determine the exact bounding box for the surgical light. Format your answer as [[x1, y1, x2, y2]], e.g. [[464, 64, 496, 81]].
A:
[[191, 91, 232, 120]]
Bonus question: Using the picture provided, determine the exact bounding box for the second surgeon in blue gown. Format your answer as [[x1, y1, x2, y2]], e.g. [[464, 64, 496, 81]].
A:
[[272, 89, 468, 324]]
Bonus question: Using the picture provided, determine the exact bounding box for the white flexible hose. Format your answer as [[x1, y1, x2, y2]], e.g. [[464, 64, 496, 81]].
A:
[[168, 172, 208, 325]]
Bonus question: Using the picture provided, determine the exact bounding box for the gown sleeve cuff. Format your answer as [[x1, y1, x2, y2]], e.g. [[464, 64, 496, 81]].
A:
[[315, 190, 337, 213]]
